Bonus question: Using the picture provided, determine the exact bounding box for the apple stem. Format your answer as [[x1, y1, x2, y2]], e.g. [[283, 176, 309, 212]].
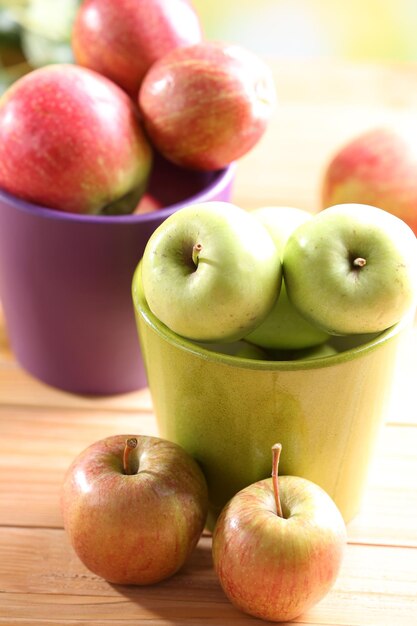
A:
[[272, 443, 283, 518], [123, 437, 138, 475], [192, 243, 203, 268], [353, 257, 367, 268]]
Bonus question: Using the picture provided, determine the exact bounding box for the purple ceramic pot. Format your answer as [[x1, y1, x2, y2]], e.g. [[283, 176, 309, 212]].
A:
[[0, 155, 235, 395]]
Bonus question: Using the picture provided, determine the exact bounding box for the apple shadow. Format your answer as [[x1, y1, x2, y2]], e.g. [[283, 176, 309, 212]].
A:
[[110, 536, 262, 624]]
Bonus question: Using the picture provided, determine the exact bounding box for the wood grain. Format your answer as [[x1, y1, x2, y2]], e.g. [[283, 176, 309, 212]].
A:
[[0, 530, 416, 625]]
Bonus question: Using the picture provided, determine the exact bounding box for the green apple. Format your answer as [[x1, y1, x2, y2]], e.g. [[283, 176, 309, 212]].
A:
[[245, 206, 330, 349], [195, 340, 269, 360], [251, 206, 313, 250], [270, 342, 338, 361], [235, 342, 269, 360], [283, 203, 417, 335], [293, 343, 338, 359], [212, 444, 347, 622], [140, 201, 282, 342]]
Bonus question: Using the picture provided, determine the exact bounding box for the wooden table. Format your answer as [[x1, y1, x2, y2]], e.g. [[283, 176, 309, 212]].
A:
[[1, 59, 417, 625]]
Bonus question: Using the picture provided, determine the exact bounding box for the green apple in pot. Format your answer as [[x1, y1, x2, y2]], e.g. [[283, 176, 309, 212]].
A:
[[283, 203, 417, 335], [212, 444, 347, 622], [291, 342, 338, 359], [245, 206, 330, 349], [140, 201, 282, 343], [194, 340, 269, 360], [269, 341, 338, 361]]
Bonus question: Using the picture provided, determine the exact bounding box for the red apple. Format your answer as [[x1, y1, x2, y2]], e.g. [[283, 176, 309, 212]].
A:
[[212, 444, 347, 622], [0, 64, 153, 214], [138, 41, 276, 171], [61, 434, 208, 585], [321, 125, 417, 234], [72, 0, 203, 98]]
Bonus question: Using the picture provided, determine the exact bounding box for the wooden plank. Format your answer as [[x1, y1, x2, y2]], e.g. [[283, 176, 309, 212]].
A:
[[0, 407, 157, 528], [0, 528, 416, 625], [347, 424, 417, 546], [0, 303, 11, 364], [0, 362, 153, 413], [0, 404, 416, 546]]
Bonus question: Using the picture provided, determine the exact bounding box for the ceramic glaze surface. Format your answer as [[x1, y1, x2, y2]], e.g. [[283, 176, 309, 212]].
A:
[[133, 264, 410, 526], [0, 158, 235, 395]]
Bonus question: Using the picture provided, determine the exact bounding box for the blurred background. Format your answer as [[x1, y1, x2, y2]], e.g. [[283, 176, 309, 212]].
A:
[[1, 0, 417, 94]]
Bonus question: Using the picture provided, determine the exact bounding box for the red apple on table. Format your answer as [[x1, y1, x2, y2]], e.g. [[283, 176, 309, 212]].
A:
[[72, 0, 203, 99], [0, 64, 153, 214], [321, 125, 417, 234], [61, 434, 208, 585], [138, 41, 276, 170], [212, 444, 347, 622]]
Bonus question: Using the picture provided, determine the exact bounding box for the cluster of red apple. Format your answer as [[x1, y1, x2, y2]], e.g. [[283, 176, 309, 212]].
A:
[[139, 199, 417, 361], [61, 433, 347, 622], [0, 0, 275, 216]]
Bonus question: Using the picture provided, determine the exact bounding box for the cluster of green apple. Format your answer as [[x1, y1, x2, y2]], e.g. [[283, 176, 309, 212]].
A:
[[61, 434, 347, 622], [140, 201, 417, 357]]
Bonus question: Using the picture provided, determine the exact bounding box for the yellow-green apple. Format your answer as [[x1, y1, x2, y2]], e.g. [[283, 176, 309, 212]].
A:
[[195, 340, 268, 360], [61, 434, 208, 585], [235, 342, 268, 360], [72, 0, 202, 99], [292, 343, 338, 359], [321, 125, 417, 235], [138, 41, 276, 170], [212, 444, 347, 622], [283, 203, 417, 335], [0, 64, 153, 214], [245, 206, 330, 349], [139, 201, 282, 342], [270, 342, 338, 362]]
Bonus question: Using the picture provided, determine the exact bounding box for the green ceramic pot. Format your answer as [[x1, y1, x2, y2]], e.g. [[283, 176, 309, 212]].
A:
[[132, 263, 410, 528]]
